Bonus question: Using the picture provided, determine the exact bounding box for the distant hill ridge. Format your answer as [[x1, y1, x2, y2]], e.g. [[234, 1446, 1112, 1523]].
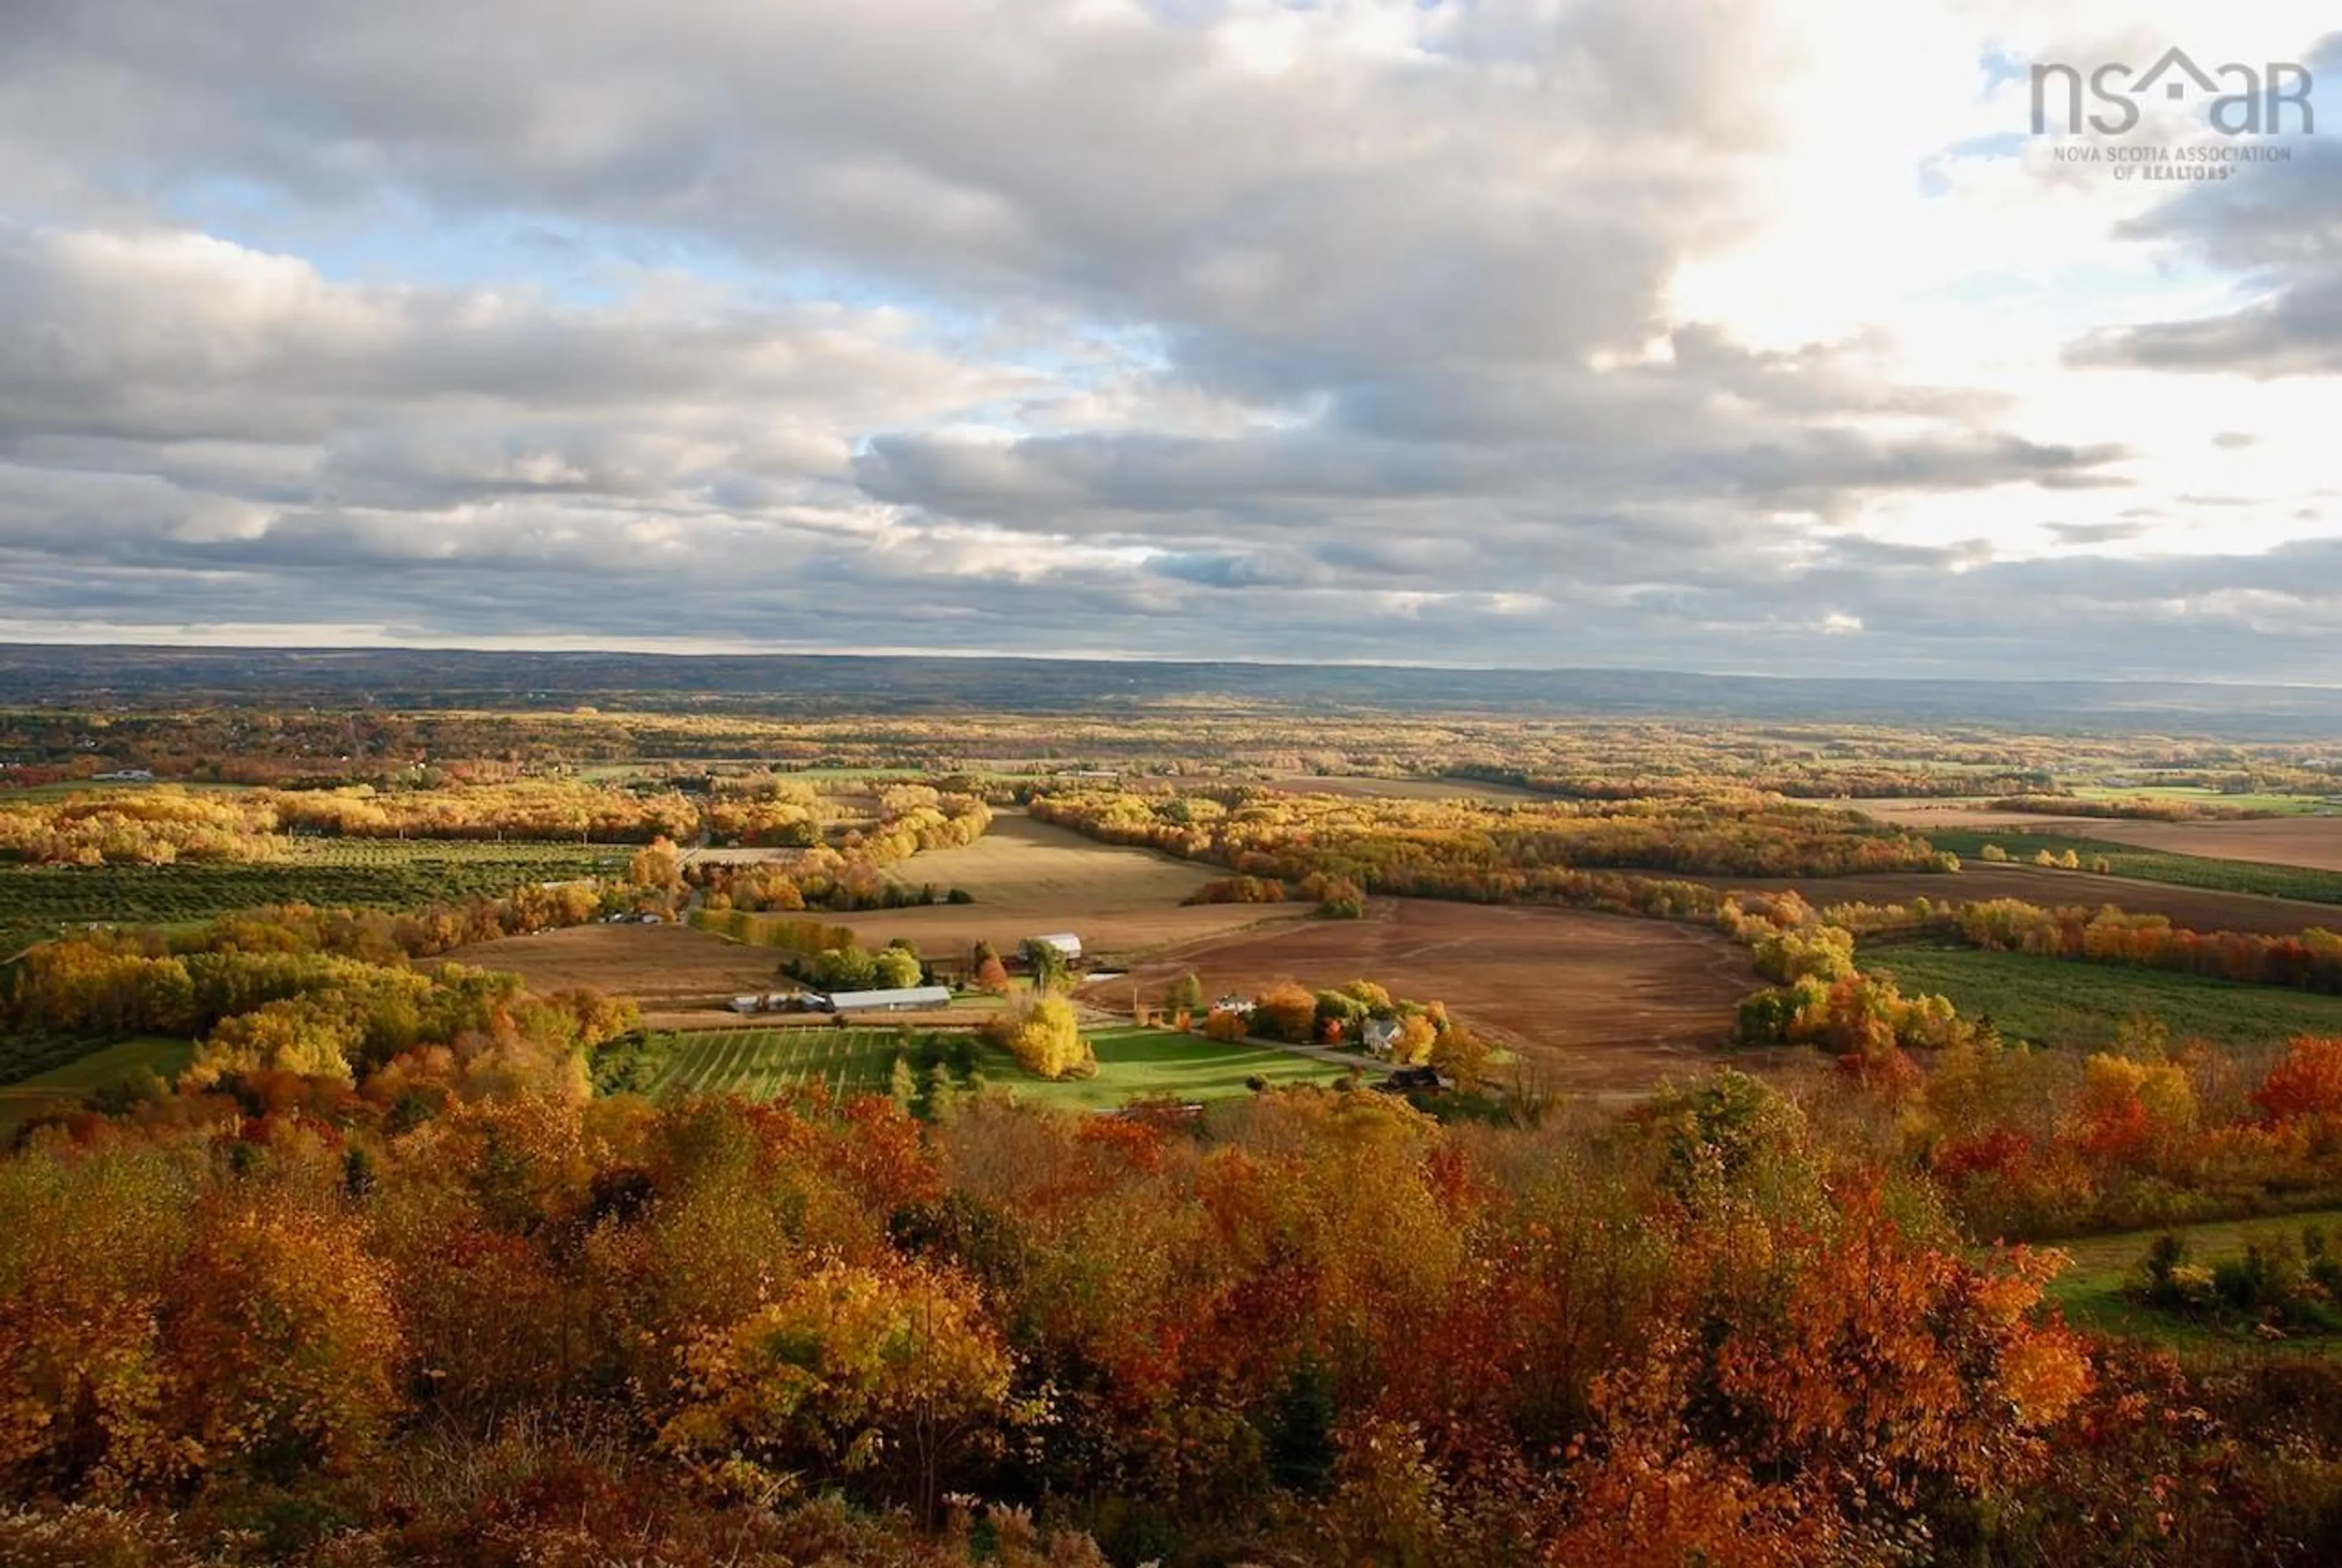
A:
[[4, 644, 2341, 736]]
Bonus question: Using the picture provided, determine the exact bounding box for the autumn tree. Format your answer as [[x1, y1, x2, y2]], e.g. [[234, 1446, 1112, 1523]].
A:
[[1388, 1013, 1438, 1066], [165, 1203, 407, 1485], [992, 996, 1094, 1081], [1250, 981, 1318, 1043], [873, 945, 925, 990], [656, 1261, 1017, 1513], [1165, 972, 1205, 1014], [1430, 1018, 1492, 1091], [629, 835, 684, 889], [186, 995, 366, 1087], [1202, 1008, 1251, 1042], [2252, 1036, 2342, 1129], [1023, 938, 1072, 994]]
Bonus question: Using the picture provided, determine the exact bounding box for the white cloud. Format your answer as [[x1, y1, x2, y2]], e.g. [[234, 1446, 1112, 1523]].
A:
[[0, 0, 2333, 676]]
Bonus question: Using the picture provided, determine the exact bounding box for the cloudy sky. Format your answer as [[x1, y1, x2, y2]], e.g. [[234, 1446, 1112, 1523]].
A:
[[1, 1, 2338, 676]]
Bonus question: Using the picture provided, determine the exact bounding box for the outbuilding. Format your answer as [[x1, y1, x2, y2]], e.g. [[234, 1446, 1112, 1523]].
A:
[[1025, 931, 1083, 962], [816, 984, 953, 1013]]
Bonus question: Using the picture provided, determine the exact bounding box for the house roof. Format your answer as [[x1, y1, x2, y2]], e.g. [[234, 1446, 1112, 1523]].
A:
[[822, 985, 953, 1009]]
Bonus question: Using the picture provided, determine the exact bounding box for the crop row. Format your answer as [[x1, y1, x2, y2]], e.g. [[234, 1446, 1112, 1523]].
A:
[[653, 1028, 906, 1102], [281, 838, 628, 868], [0, 855, 617, 946]]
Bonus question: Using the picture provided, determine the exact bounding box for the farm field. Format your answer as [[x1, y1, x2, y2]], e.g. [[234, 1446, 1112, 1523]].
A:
[[443, 922, 1003, 1029], [2044, 1208, 2342, 1349], [1846, 798, 2342, 875], [640, 1026, 908, 1101], [1086, 897, 1761, 1098], [1836, 797, 2126, 830], [2012, 816, 2342, 876], [1860, 942, 2342, 1051], [828, 810, 1310, 961], [977, 1025, 1350, 1110], [0, 1036, 192, 1138], [1919, 827, 2342, 907], [2074, 786, 2337, 815], [443, 922, 790, 1011], [1684, 862, 2342, 938], [0, 839, 623, 955], [639, 1023, 1347, 1110]]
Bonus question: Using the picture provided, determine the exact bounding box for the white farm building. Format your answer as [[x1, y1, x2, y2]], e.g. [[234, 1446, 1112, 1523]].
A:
[[1025, 932, 1083, 962], [816, 985, 953, 1014]]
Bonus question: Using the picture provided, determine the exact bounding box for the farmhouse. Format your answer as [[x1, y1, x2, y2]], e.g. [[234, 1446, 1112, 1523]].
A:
[[815, 984, 953, 1014], [1361, 1017, 1402, 1058]]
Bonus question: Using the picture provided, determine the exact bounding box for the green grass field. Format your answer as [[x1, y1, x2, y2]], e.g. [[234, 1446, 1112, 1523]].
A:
[[1863, 942, 2342, 1050], [976, 1024, 1351, 1111], [2043, 1208, 2342, 1350], [640, 1022, 1349, 1111], [0, 1036, 193, 1138], [2074, 785, 2340, 816], [1924, 826, 2342, 907]]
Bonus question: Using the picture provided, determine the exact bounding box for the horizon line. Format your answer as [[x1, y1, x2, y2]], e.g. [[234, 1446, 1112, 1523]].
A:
[[4, 640, 2341, 693]]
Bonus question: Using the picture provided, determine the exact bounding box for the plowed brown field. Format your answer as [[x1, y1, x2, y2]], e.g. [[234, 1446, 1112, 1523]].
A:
[[828, 810, 1309, 959], [444, 922, 785, 1009], [1083, 897, 1769, 1098]]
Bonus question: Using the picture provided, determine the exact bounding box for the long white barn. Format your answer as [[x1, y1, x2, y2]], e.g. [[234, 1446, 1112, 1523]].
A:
[[1025, 931, 1083, 961], [817, 985, 953, 1013]]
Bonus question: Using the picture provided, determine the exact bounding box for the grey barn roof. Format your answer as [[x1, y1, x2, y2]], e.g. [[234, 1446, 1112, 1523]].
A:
[[822, 985, 953, 1011]]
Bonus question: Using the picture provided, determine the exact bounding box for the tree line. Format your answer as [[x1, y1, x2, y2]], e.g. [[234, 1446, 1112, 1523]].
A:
[[1952, 898, 2342, 993], [1030, 786, 1950, 897], [1, 781, 991, 873]]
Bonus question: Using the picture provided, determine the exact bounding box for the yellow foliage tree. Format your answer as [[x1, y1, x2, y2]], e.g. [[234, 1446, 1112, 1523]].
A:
[[996, 997, 1094, 1081], [657, 1261, 1017, 1506], [1430, 1020, 1493, 1091], [1391, 1014, 1438, 1067], [186, 996, 365, 1087], [164, 1204, 407, 1482]]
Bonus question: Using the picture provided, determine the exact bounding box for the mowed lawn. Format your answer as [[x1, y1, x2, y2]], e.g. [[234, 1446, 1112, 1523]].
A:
[[1862, 942, 2342, 1050], [2043, 1208, 2342, 1350], [978, 1024, 1350, 1111], [0, 1036, 193, 1137]]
